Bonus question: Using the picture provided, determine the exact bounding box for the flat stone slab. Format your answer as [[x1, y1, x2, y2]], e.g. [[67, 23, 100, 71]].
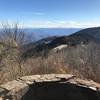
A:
[[0, 80, 28, 91], [75, 78, 100, 91], [19, 74, 74, 83], [8, 84, 29, 100], [19, 75, 41, 84], [0, 80, 29, 99]]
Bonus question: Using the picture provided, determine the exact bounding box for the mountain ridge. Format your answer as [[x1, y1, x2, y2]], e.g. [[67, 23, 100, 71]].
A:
[[22, 27, 100, 58]]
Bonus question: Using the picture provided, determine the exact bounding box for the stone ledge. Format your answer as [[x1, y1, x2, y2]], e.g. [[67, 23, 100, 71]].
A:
[[0, 74, 100, 100]]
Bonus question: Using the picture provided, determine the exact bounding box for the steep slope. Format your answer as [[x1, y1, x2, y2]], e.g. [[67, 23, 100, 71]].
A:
[[48, 27, 100, 47], [74, 27, 100, 43]]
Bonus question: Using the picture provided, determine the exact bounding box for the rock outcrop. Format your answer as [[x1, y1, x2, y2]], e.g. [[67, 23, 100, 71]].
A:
[[0, 74, 100, 100]]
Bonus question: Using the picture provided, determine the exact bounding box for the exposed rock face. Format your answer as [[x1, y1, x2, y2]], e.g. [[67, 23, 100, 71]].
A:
[[51, 44, 68, 52], [0, 74, 100, 100]]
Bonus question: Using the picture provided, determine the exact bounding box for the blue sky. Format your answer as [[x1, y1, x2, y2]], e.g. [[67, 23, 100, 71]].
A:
[[0, 0, 100, 28]]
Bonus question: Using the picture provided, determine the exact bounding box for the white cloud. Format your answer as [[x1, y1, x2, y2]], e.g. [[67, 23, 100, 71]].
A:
[[19, 11, 45, 15], [23, 21, 100, 28], [0, 20, 100, 28]]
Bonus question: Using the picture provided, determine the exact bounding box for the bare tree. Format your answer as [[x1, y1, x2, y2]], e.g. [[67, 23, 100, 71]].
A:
[[0, 22, 35, 82], [1, 23, 29, 47]]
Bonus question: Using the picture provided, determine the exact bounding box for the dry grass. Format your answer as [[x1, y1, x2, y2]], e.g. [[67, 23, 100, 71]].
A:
[[0, 42, 100, 84], [0, 23, 100, 84]]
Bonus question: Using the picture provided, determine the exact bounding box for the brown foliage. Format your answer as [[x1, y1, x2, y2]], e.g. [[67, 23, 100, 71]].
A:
[[0, 23, 100, 84]]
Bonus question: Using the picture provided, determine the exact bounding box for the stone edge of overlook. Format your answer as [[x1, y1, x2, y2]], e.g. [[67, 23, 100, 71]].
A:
[[0, 74, 100, 100]]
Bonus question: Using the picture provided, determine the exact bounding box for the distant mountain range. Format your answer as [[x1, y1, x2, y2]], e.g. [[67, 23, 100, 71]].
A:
[[1, 27, 100, 58], [22, 27, 100, 58], [23, 28, 81, 40], [0, 28, 81, 41]]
